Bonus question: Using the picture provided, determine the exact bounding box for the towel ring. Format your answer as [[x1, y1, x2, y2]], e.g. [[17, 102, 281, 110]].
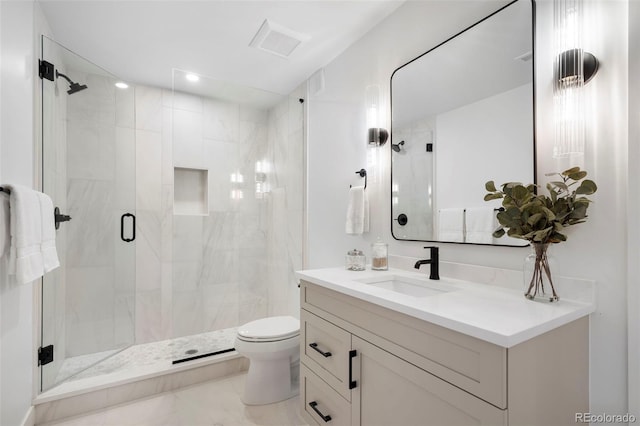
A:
[[350, 169, 367, 190]]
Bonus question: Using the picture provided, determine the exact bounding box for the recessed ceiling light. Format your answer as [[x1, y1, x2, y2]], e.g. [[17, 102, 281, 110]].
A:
[[186, 73, 200, 82], [115, 82, 129, 89]]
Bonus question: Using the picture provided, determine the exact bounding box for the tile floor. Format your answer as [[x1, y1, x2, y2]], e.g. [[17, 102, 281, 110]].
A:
[[40, 372, 308, 426]]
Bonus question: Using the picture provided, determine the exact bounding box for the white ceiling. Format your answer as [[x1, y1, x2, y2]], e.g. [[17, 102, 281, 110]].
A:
[[38, 0, 405, 96]]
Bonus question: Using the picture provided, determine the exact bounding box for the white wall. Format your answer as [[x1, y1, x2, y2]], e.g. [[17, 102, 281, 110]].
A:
[[628, 0, 639, 417], [0, 1, 37, 425], [307, 0, 630, 414], [308, 0, 510, 268]]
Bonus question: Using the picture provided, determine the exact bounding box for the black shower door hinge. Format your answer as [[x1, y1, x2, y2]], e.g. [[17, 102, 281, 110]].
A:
[[38, 344, 54, 366], [39, 60, 55, 81]]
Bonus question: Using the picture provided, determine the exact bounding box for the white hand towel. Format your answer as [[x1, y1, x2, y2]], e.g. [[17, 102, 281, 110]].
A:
[[0, 193, 9, 260], [465, 207, 496, 244], [38, 192, 60, 273], [346, 186, 369, 235], [7, 184, 45, 284], [437, 208, 464, 242]]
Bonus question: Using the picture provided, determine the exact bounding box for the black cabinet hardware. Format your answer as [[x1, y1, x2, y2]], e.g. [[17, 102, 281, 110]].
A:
[[309, 401, 332, 422], [309, 342, 332, 358], [349, 349, 357, 389]]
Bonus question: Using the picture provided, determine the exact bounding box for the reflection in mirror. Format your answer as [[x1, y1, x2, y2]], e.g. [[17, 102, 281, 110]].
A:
[[391, 0, 534, 246]]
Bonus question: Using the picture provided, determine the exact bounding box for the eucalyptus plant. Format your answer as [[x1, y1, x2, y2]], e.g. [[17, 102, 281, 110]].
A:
[[484, 166, 597, 244], [484, 166, 597, 301]]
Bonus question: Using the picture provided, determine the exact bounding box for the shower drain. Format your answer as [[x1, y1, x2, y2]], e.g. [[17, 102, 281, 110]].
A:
[[185, 349, 198, 355]]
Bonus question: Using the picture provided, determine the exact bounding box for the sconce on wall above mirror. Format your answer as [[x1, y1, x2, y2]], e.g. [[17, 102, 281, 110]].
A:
[[390, 0, 534, 246]]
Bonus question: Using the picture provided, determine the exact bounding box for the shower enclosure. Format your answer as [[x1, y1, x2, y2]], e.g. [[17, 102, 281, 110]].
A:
[[40, 37, 305, 392]]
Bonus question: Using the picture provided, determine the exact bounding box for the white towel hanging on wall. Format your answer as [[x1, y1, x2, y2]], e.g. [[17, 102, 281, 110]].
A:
[[3, 184, 59, 284], [346, 186, 369, 235]]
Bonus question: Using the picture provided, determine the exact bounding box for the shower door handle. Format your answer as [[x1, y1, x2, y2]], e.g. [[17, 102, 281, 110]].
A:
[[120, 213, 135, 242]]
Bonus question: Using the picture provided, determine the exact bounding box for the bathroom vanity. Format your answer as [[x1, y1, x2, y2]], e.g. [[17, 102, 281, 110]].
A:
[[297, 267, 594, 426]]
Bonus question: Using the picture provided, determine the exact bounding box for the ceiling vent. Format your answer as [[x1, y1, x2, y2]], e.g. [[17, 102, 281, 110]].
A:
[[249, 19, 309, 58]]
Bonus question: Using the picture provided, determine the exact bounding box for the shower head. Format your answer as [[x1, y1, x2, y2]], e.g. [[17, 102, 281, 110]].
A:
[[392, 140, 405, 152], [67, 82, 88, 95], [55, 70, 88, 95]]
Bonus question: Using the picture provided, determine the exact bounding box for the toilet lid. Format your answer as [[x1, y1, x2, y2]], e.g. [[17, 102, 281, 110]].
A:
[[237, 316, 300, 341]]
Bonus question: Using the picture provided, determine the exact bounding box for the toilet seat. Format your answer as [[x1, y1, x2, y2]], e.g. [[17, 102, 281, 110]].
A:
[[237, 316, 299, 342]]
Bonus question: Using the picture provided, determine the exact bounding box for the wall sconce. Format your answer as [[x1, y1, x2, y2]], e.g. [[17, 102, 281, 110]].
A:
[[365, 85, 389, 147], [553, 0, 599, 158]]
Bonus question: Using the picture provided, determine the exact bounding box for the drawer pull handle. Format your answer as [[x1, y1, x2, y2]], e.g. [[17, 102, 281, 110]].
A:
[[349, 349, 357, 389], [309, 342, 332, 358], [309, 401, 332, 422]]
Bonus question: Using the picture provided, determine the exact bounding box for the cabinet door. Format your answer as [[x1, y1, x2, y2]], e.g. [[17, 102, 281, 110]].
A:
[[351, 337, 506, 426]]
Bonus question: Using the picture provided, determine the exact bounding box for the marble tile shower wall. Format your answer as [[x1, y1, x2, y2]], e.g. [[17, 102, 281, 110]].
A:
[[64, 72, 136, 358], [134, 83, 304, 344]]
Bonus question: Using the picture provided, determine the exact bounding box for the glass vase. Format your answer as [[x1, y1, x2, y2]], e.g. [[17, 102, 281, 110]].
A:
[[523, 243, 559, 302]]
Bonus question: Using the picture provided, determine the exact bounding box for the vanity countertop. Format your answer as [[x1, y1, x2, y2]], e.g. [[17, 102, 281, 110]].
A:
[[296, 267, 595, 348]]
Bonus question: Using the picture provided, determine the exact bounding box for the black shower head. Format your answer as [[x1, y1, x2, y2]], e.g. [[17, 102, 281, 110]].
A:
[[392, 140, 405, 152], [67, 82, 88, 95], [55, 70, 88, 95]]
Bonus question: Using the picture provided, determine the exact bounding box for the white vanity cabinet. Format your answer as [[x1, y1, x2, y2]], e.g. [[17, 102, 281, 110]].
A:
[[299, 279, 589, 426]]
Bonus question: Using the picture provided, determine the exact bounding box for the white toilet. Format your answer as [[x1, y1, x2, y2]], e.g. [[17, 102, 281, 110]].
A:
[[234, 315, 300, 405]]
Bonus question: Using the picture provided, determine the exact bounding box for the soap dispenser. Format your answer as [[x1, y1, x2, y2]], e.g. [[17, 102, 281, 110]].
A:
[[371, 239, 388, 271]]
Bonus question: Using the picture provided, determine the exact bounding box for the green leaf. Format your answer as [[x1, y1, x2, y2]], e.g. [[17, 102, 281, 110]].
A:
[[546, 183, 558, 203], [549, 181, 569, 192], [562, 166, 581, 176], [540, 206, 556, 221], [485, 181, 497, 192], [512, 185, 530, 201], [492, 228, 505, 238], [576, 179, 597, 195], [484, 193, 503, 201], [527, 213, 544, 226], [568, 171, 587, 181]]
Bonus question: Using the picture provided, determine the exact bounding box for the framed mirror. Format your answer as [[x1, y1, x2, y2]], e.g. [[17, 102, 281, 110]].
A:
[[390, 0, 534, 247]]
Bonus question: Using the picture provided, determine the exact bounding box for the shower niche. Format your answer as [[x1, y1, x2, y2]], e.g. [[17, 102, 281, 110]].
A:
[[173, 167, 208, 215]]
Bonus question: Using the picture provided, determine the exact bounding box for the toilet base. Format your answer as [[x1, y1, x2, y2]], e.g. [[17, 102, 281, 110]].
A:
[[241, 357, 300, 405]]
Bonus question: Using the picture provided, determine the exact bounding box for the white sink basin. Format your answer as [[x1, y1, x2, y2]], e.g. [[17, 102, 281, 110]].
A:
[[355, 274, 456, 298]]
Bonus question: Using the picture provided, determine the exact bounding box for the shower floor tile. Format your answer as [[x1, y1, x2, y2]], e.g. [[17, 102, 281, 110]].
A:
[[56, 327, 238, 383], [39, 372, 308, 426]]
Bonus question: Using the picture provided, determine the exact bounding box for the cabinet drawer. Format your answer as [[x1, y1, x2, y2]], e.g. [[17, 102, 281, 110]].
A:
[[301, 309, 352, 400], [301, 280, 507, 408], [301, 364, 351, 426]]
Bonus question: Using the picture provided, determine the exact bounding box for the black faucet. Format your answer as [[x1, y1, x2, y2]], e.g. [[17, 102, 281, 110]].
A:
[[414, 246, 439, 280]]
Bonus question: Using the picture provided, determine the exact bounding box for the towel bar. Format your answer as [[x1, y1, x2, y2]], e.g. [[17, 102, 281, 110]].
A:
[[350, 169, 367, 190], [0, 187, 10, 195]]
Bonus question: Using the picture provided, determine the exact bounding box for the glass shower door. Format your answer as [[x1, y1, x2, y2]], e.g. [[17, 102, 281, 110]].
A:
[[40, 36, 136, 391]]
